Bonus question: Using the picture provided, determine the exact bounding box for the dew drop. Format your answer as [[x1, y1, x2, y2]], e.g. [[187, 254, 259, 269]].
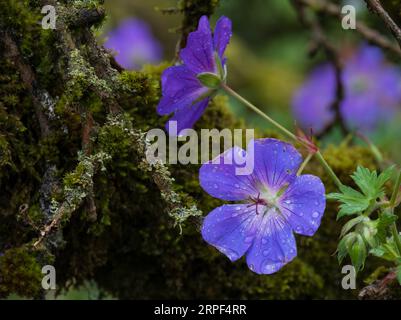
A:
[[244, 236, 253, 243], [312, 211, 319, 218]]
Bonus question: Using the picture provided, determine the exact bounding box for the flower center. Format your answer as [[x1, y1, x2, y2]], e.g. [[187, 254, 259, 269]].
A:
[[247, 188, 279, 215], [351, 77, 369, 94]]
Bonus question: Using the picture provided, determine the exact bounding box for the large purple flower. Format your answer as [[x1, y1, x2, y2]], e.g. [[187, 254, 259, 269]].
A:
[[157, 16, 232, 135], [292, 45, 401, 134], [200, 138, 326, 274], [104, 18, 162, 70]]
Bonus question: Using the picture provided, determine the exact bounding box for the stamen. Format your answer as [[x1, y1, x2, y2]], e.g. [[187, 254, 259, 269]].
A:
[[247, 192, 268, 215]]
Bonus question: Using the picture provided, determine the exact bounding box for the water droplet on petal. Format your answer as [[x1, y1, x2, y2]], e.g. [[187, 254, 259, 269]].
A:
[[312, 211, 319, 218]]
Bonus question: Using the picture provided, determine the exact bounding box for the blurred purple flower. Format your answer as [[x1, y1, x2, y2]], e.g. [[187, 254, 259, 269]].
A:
[[104, 18, 162, 70], [157, 16, 232, 135], [292, 45, 401, 134], [200, 138, 326, 274]]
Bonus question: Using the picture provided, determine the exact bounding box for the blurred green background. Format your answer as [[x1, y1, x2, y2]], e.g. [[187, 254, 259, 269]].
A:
[[101, 0, 401, 160]]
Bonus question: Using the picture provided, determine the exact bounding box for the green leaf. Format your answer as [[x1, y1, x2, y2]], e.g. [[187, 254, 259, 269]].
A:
[[197, 72, 222, 89], [376, 211, 398, 242], [397, 265, 401, 286], [340, 215, 366, 238], [328, 166, 394, 220], [337, 233, 356, 264], [370, 242, 400, 262], [328, 185, 370, 219], [348, 234, 367, 273], [351, 165, 394, 200], [360, 221, 378, 248]]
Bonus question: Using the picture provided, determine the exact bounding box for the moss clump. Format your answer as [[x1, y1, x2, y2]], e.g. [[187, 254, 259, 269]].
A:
[[0, 247, 42, 298], [310, 143, 377, 192], [177, 0, 220, 48]]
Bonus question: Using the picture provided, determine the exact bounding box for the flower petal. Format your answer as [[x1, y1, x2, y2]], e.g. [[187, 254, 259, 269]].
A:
[[246, 210, 297, 274], [279, 174, 326, 236], [201, 204, 259, 261], [157, 65, 208, 115], [213, 16, 232, 61], [340, 94, 381, 132], [199, 146, 258, 201], [292, 64, 336, 134], [166, 98, 210, 135], [247, 139, 302, 192], [180, 16, 216, 74]]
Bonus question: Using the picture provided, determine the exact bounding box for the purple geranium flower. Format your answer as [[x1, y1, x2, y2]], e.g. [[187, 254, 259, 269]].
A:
[[200, 138, 326, 274], [292, 45, 401, 134], [157, 16, 232, 135], [104, 18, 162, 70]]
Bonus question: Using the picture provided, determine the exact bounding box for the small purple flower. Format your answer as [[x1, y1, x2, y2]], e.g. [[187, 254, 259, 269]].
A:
[[104, 18, 162, 70], [200, 138, 326, 274], [292, 45, 401, 134], [157, 16, 232, 135]]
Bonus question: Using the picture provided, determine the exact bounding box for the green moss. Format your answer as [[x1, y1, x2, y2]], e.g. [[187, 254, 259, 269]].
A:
[[0, 247, 42, 298], [177, 0, 220, 47]]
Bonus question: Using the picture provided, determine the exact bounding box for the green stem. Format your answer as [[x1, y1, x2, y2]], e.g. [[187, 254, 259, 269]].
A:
[[221, 83, 343, 188], [389, 170, 401, 256], [315, 151, 343, 188], [391, 223, 401, 256], [297, 153, 313, 176], [221, 83, 297, 141], [390, 169, 401, 208]]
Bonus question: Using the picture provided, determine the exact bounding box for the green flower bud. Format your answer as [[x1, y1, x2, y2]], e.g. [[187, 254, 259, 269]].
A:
[[197, 72, 222, 89]]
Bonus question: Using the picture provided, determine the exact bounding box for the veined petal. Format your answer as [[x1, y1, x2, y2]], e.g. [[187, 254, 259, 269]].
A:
[[199, 146, 258, 201], [279, 174, 326, 236], [166, 98, 210, 136], [246, 209, 297, 274], [180, 16, 216, 74], [213, 16, 232, 61], [157, 65, 208, 115], [247, 139, 302, 193], [201, 204, 259, 261]]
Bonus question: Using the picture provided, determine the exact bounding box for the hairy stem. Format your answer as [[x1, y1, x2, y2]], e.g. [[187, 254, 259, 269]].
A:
[[391, 223, 401, 256], [221, 83, 343, 188], [390, 170, 401, 208], [297, 153, 313, 175]]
